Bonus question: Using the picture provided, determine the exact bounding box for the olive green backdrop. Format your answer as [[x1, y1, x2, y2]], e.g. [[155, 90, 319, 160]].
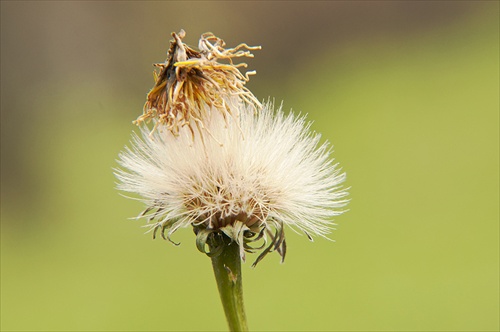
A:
[[1, 1, 498, 331]]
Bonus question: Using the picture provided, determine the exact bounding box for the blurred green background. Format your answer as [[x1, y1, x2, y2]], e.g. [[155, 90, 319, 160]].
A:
[[1, 1, 498, 331]]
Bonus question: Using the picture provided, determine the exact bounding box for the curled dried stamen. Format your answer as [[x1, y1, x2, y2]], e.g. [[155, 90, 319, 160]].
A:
[[135, 30, 262, 137]]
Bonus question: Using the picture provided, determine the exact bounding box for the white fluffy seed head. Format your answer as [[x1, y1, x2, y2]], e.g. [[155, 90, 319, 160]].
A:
[[115, 102, 349, 264]]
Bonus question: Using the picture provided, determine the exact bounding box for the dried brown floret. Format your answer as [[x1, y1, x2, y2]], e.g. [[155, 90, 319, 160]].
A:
[[135, 30, 262, 137]]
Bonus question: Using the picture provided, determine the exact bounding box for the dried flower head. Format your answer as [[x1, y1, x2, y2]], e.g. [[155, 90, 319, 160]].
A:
[[116, 102, 349, 266], [135, 30, 262, 137]]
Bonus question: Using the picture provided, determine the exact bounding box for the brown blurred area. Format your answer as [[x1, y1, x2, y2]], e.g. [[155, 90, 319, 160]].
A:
[[0, 1, 481, 217]]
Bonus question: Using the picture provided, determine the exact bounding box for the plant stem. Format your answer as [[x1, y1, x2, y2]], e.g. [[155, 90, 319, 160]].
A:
[[211, 238, 248, 331]]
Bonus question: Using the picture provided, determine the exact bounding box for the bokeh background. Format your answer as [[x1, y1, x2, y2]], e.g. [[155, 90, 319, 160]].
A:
[[1, 1, 498, 331]]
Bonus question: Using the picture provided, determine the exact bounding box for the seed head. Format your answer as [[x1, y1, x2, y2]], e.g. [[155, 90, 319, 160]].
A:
[[116, 103, 349, 266]]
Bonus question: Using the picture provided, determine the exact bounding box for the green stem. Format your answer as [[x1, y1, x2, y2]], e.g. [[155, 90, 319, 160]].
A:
[[211, 237, 248, 331]]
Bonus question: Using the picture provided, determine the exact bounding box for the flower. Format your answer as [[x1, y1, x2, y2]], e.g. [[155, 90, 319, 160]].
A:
[[116, 102, 349, 266], [135, 30, 262, 136]]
